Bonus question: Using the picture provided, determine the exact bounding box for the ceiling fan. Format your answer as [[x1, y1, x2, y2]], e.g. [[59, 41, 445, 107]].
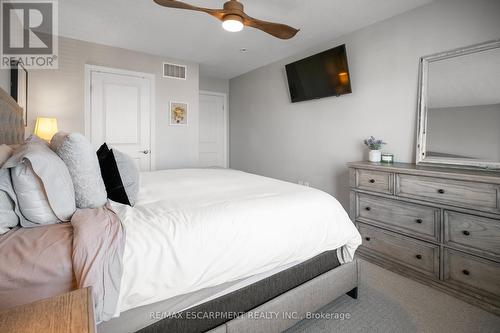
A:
[[153, 0, 300, 40]]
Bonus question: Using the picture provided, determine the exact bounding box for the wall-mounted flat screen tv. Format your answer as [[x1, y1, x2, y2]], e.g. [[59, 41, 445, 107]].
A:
[[285, 44, 352, 103]]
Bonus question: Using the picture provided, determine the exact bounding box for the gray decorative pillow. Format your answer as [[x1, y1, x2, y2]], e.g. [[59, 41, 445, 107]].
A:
[[25, 134, 49, 145], [3, 141, 76, 227], [50, 132, 107, 208], [113, 149, 140, 206]]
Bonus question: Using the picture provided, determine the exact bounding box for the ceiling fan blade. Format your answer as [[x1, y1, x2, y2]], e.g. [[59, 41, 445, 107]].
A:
[[154, 0, 299, 40], [153, 0, 225, 20], [242, 14, 299, 40]]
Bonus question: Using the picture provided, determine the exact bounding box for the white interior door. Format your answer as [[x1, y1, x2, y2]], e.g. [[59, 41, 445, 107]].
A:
[[199, 93, 227, 168], [88, 68, 152, 171]]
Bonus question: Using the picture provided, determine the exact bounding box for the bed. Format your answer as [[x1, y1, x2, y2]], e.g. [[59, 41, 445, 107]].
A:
[[0, 86, 362, 333]]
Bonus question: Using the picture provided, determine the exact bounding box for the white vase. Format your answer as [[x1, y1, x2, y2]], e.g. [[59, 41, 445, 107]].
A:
[[369, 150, 381, 163]]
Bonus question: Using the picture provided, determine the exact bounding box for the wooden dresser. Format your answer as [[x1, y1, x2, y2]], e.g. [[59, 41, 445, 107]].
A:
[[348, 161, 500, 315]]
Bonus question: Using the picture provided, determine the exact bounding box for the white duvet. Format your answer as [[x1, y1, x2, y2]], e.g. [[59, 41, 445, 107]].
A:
[[111, 168, 361, 314]]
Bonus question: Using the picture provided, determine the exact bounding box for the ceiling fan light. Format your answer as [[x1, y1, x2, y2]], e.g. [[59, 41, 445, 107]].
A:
[[222, 14, 244, 32]]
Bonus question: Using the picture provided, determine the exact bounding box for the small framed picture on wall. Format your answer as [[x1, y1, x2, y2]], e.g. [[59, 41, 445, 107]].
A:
[[169, 101, 188, 126]]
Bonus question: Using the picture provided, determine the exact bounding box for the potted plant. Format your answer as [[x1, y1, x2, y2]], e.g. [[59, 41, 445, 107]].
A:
[[364, 136, 386, 162]]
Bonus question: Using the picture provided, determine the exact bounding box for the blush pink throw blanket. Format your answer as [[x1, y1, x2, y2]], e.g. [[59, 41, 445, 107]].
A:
[[0, 203, 125, 322]]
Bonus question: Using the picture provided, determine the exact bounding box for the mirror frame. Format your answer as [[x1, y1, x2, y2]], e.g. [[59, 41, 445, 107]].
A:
[[416, 39, 500, 170]]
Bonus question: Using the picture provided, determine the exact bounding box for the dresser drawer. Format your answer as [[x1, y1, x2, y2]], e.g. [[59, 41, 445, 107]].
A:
[[355, 169, 394, 194], [356, 194, 440, 241], [396, 174, 500, 213], [444, 211, 500, 258], [444, 249, 500, 299], [358, 223, 439, 278]]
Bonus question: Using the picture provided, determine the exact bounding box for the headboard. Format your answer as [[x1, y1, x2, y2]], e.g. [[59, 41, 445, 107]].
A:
[[0, 87, 24, 145]]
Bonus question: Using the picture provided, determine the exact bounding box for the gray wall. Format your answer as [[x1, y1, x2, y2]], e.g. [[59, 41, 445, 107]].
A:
[[427, 104, 500, 161], [0, 69, 9, 93], [200, 76, 229, 95], [28, 37, 199, 170], [229, 0, 500, 209]]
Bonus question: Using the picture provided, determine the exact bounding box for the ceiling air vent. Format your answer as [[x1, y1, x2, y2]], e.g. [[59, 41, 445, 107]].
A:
[[163, 63, 187, 80]]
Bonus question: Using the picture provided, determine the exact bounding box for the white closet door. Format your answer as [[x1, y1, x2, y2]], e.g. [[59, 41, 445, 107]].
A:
[[199, 93, 226, 168], [90, 70, 152, 171]]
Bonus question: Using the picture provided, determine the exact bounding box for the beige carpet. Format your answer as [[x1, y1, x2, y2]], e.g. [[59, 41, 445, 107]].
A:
[[286, 259, 500, 333]]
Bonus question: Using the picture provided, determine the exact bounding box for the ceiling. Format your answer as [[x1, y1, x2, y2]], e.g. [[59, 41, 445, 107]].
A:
[[59, 0, 434, 79]]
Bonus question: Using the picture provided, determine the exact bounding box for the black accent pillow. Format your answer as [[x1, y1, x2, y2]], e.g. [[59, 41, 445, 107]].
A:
[[96, 143, 131, 206]]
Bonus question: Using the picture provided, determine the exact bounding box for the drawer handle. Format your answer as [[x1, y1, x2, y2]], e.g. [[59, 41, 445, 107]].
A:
[[365, 237, 371, 241], [369, 179, 376, 183], [416, 219, 423, 224], [415, 254, 422, 260], [437, 189, 445, 194], [462, 230, 470, 236], [365, 207, 371, 211], [462, 269, 470, 276]]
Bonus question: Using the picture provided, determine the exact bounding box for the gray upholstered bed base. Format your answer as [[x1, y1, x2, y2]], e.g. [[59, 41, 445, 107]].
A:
[[100, 256, 358, 333], [206, 260, 359, 333]]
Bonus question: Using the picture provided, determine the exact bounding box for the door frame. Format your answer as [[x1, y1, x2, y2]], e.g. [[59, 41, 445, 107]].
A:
[[199, 90, 228, 168], [84, 64, 156, 171]]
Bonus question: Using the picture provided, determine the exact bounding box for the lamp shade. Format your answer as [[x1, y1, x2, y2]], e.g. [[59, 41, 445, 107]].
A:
[[34, 117, 58, 141]]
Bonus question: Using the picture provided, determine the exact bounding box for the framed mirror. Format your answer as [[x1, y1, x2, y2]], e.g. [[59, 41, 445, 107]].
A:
[[416, 40, 500, 170]]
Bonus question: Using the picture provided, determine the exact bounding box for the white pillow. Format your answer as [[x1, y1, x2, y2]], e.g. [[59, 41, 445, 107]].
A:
[[0, 144, 18, 234], [50, 132, 107, 208], [3, 141, 76, 227], [10, 162, 60, 224], [0, 144, 13, 166], [0, 169, 19, 234]]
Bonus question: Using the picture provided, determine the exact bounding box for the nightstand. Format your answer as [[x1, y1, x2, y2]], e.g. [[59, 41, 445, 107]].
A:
[[0, 287, 95, 333]]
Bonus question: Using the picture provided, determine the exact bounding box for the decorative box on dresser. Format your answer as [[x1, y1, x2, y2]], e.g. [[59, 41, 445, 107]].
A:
[[348, 161, 500, 315]]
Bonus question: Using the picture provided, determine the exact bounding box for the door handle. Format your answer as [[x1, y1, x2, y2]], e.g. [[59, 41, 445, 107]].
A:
[[140, 149, 150, 155]]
